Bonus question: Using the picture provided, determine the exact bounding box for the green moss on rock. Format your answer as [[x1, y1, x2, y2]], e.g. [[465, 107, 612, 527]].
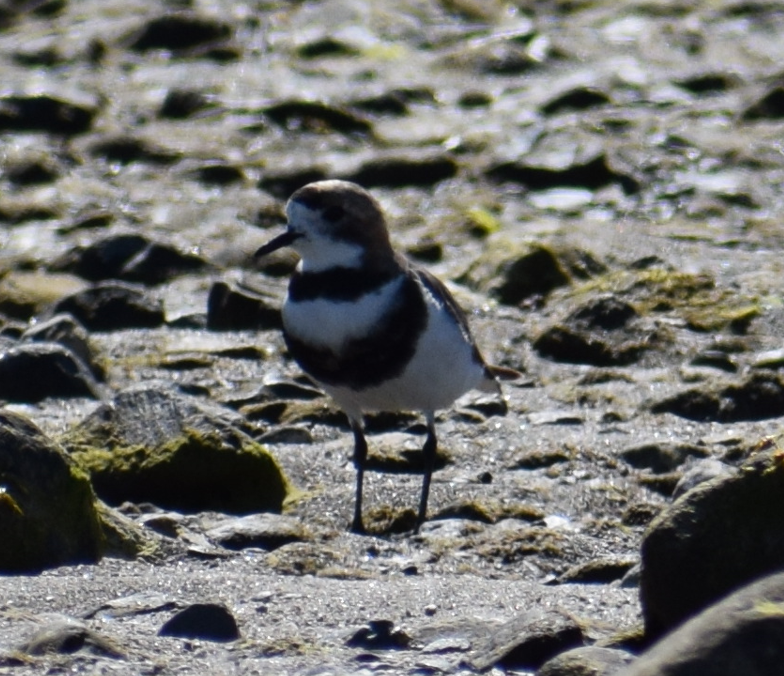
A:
[[61, 387, 291, 515], [68, 425, 289, 514], [576, 267, 761, 333], [0, 410, 103, 572]]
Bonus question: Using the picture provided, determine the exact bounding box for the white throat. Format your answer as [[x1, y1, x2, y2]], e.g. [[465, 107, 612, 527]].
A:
[[294, 238, 365, 273]]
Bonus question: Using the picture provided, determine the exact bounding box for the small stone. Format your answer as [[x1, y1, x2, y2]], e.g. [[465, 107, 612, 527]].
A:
[[263, 100, 372, 135], [127, 13, 234, 54], [486, 152, 639, 194], [88, 135, 179, 165], [689, 350, 738, 373], [207, 279, 282, 330], [188, 163, 245, 186], [84, 591, 177, 619], [51, 281, 164, 331], [206, 513, 309, 551], [345, 619, 411, 650], [0, 271, 88, 320], [541, 86, 612, 115], [159, 88, 213, 119], [5, 157, 60, 185], [620, 442, 709, 474], [22, 313, 104, 380], [753, 348, 784, 370], [62, 385, 290, 514], [0, 343, 102, 402], [258, 426, 314, 444], [538, 645, 634, 676], [650, 372, 784, 422], [533, 296, 649, 367], [0, 93, 97, 135], [56, 234, 206, 284], [421, 636, 470, 653], [467, 610, 583, 672], [621, 503, 661, 527], [461, 240, 604, 306], [511, 447, 571, 469], [22, 619, 123, 657], [343, 154, 458, 188], [672, 458, 734, 499], [159, 603, 240, 642], [742, 85, 784, 121], [558, 557, 637, 584]]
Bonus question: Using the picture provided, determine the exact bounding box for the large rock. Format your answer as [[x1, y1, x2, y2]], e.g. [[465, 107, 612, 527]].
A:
[[618, 571, 784, 676], [62, 386, 290, 514], [639, 450, 784, 638], [0, 411, 103, 572]]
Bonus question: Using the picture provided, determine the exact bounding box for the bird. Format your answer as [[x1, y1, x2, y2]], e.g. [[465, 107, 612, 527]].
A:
[[255, 179, 518, 534]]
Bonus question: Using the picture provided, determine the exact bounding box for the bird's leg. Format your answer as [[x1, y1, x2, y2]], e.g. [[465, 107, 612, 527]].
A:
[[350, 419, 368, 534], [416, 412, 437, 532]]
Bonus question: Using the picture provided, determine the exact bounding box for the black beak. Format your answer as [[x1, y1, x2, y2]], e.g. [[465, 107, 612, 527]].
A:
[[254, 229, 301, 257]]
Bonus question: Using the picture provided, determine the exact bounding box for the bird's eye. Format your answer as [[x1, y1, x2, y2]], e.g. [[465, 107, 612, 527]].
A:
[[322, 205, 344, 222]]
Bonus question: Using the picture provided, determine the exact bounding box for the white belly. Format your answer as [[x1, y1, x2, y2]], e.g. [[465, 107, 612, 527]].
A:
[[322, 296, 486, 418]]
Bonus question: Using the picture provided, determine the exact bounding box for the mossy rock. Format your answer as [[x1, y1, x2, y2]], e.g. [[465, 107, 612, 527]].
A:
[[0, 410, 103, 572], [460, 239, 605, 305], [574, 267, 761, 333], [95, 501, 174, 560], [61, 386, 291, 514]]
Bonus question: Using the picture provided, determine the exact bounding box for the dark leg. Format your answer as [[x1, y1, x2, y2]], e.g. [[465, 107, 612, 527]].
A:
[[350, 419, 368, 534], [416, 412, 437, 532]]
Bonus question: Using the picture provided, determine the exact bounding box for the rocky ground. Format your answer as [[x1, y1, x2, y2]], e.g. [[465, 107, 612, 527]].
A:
[[1, 0, 784, 674]]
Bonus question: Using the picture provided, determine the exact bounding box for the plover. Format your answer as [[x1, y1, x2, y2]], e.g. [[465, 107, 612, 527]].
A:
[[255, 180, 518, 533]]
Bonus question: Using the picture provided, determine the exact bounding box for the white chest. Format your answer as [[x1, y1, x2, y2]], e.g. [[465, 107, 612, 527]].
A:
[[282, 275, 406, 353]]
